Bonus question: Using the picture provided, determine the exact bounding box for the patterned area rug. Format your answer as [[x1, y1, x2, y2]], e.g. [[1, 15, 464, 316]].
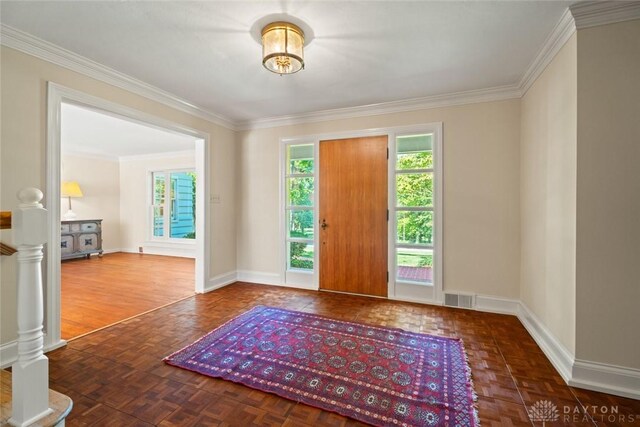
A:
[[165, 306, 478, 427]]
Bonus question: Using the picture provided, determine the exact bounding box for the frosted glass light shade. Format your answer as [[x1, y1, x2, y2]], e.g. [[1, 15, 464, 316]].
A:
[[262, 22, 304, 75]]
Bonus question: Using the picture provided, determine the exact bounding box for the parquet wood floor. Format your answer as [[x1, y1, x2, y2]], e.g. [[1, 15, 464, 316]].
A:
[[46, 282, 639, 426], [61, 253, 195, 339]]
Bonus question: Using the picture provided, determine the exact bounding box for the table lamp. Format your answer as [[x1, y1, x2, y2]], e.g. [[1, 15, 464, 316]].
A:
[[61, 181, 83, 220]]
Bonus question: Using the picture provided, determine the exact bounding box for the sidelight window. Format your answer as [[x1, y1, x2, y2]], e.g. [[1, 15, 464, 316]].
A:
[[393, 134, 435, 284], [285, 144, 315, 270]]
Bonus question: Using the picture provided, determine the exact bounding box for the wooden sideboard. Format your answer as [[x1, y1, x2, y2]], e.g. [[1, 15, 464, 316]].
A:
[[61, 219, 103, 260]]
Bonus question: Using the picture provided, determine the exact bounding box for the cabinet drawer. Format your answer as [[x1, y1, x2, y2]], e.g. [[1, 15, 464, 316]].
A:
[[78, 233, 99, 251], [61, 223, 70, 233], [81, 222, 99, 232], [60, 235, 74, 254]]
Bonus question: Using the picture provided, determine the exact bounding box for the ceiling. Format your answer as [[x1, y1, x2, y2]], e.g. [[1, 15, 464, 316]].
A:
[[61, 103, 196, 158], [2, 1, 576, 124]]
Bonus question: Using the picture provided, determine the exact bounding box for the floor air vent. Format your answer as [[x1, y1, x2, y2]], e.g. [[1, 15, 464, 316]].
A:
[[444, 293, 475, 309]]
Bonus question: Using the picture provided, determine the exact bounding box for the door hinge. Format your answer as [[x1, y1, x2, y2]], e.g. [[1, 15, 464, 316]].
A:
[[387, 209, 389, 221], [387, 271, 389, 282], [387, 147, 389, 159]]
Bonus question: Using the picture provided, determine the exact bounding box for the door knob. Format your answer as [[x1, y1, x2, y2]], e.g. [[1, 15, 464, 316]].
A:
[[321, 219, 328, 230]]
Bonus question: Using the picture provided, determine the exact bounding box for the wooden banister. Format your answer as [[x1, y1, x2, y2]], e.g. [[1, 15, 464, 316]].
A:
[[1, 242, 17, 256], [1, 212, 15, 256], [0, 211, 11, 229]]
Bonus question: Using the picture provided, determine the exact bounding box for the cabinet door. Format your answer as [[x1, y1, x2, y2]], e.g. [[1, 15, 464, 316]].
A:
[[61, 235, 74, 255], [78, 233, 98, 251]]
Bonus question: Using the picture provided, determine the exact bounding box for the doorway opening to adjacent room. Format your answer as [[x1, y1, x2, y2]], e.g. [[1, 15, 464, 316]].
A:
[[46, 83, 210, 347]]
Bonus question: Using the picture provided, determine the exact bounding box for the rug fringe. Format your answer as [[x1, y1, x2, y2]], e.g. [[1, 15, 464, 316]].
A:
[[460, 339, 481, 427]]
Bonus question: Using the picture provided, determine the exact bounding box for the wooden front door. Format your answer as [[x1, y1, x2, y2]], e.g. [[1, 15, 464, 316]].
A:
[[319, 136, 388, 297]]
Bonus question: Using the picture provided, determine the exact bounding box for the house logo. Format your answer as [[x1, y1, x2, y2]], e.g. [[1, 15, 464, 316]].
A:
[[528, 400, 560, 425]]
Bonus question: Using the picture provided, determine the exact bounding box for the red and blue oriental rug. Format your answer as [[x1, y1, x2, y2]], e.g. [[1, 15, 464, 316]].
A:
[[164, 306, 478, 426]]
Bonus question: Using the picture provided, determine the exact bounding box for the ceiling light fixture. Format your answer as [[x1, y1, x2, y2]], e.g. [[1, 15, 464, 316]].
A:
[[262, 21, 304, 75]]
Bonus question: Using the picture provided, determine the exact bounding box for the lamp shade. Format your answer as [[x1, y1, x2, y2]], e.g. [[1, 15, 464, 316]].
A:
[[61, 181, 83, 198], [262, 22, 304, 75]]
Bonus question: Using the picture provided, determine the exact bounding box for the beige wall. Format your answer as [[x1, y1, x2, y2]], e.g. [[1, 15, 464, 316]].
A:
[[119, 154, 195, 252], [3, 18, 637, 375], [61, 154, 121, 251], [575, 20, 640, 369], [0, 46, 237, 345], [520, 34, 577, 354], [237, 99, 522, 299]]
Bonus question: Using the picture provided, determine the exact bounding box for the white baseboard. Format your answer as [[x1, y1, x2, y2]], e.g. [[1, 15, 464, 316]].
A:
[[517, 302, 574, 382], [389, 295, 443, 306], [204, 271, 238, 293], [475, 294, 520, 315], [236, 270, 320, 290], [472, 297, 640, 399], [270, 281, 318, 291], [0, 340, 17, 368], [0, 338, 67, 369], [236, 270, 282, 286], [121, 246, 195, 259], [570, 359, 640, 400], [101, 248, 122, 255]]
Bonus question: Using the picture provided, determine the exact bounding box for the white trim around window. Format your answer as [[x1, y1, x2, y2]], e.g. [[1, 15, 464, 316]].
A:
[[388, 123, 443, 305], [279, 139, 319, 289], [147, 167, 198, 245], [279, 123, 443, 304]]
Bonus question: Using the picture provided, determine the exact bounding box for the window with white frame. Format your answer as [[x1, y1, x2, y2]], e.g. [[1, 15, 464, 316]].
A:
[[393, 134, 435, 284], [151, 170, 196, 240], [285, 144, 315, 271]]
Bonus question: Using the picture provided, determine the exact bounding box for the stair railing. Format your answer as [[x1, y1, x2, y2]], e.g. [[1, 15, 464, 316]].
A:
[[8, 187, 52, 426]]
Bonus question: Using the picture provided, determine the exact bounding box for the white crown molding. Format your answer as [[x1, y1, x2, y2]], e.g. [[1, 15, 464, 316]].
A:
[[3, 5, 637, 133], [519, 8, 576, 95], [0, 24, 237, 131], [570, 1, 640, 29], [118, 149, 195, 162], [237, 85, 522, 131]]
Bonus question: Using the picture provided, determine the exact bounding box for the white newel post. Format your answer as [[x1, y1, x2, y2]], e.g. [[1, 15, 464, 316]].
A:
[[9, 187, 53, 427]]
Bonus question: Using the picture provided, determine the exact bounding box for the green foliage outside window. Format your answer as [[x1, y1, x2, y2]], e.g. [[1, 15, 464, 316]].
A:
[[288, 158, 314, 269], [396, 152, 433, 246], [289, 158, 313, 174], [290, 242, 314, 269], [290, 210, 314, 239]]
